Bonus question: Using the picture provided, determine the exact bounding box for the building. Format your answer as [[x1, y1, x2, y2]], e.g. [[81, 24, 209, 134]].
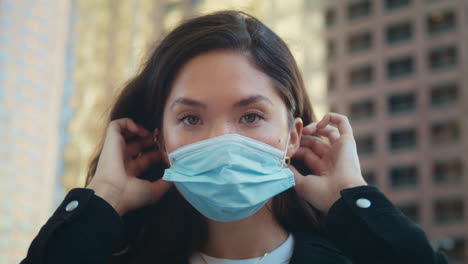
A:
[[0, 1, 73, 263], [325, 0, 467, 262]]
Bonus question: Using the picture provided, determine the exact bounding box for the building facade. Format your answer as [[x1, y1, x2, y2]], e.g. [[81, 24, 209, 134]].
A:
[[325, 0, 468, 262], [0, 0, 73, 263]]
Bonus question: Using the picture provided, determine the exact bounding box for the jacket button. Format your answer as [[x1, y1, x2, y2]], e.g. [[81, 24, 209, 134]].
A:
[[356, 198, 371, 208], [65, 200, 79, 211]]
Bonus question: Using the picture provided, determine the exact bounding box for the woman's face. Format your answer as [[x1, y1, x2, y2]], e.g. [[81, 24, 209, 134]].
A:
[[161, 50, 302, 159]]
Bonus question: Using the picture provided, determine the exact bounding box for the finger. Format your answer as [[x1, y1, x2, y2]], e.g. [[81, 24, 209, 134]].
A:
[[317, 113, 353, 137], [289, 166, 325, 200], [314, 125, 340, 144], [302, 122, 318, 135], [148, 179, 174, 204], [152, 129, 160, 143], [300, 135, 331, 158], [126, 135, 158, 160], [132, 177, 174, 206], [288, 165, 305, 187], [127, 150, 162, 176], [293, 147, 327, 175], [112, 118, 149, 139]]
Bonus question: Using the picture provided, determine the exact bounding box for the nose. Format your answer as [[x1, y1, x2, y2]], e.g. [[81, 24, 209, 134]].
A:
[[209, 121, 236, 138]]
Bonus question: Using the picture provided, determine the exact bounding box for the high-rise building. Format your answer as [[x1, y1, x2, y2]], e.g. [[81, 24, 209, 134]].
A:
[[0, 1, 73, 263], [61, 0, 189, 190], [325, 0, 467, 262]]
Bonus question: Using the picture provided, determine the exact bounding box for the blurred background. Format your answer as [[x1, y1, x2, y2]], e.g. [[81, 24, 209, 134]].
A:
[[0, 0, 466, 263]]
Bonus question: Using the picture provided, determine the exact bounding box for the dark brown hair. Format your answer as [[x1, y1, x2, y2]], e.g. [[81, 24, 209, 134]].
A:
[[86, 10, 321, 264]]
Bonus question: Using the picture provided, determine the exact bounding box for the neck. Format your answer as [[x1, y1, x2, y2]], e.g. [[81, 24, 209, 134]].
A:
[[200, 200, 289, 259]]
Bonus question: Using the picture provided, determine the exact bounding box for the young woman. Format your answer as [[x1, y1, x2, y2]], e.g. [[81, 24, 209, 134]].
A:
[[22, 11, 447, 264]]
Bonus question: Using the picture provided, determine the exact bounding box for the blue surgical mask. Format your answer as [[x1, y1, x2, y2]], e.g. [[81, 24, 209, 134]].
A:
[[162, 134, 295, 222]]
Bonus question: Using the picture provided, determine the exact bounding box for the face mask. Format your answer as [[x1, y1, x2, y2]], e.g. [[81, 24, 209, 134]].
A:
[[162, 134, 295, 222]]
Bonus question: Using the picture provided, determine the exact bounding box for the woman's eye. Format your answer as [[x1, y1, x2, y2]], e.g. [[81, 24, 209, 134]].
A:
[[181, 115, 201, 125], [241, 113, 263, 124]]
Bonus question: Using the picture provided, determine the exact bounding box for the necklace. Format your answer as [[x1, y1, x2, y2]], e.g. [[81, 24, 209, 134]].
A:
[[199, 252, 269, 264]]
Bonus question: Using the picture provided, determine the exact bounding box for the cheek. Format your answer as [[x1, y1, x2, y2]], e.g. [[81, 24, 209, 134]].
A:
[[161, 125, 193, 153], [261, 135, 287, 151], [162, 114, 207, 153], [161, 114, 183, 153], [244, 124, 289, 151]]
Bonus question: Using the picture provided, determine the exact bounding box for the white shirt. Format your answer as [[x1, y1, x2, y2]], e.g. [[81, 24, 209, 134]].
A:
[[189, 233, 294, 264]]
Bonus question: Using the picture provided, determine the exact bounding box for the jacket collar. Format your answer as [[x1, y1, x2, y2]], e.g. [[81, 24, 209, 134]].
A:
[[290, 232, 352, 264]]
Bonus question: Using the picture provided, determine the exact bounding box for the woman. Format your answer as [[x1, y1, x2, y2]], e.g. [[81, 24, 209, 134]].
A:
[[22, 11, 447, 264]]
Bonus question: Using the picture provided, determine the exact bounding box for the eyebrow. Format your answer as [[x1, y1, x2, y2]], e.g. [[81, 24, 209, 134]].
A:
[[170, 98, 207, 110], [170, 95, 273, 111], [233, 95, 273, 108]]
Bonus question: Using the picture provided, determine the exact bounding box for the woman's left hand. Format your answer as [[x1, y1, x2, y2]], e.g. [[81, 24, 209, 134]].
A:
[[289, 113, 368, 214]]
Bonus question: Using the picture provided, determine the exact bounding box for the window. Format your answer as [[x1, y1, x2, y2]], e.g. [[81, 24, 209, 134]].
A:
[[433, 158, 463, 184], [326, 8, 336, 28], [430, 82, 458, 107], [388, 92, 416, 114], [431, 120, 460, 145], [434, 198, 464, 223], [386, 21, 412, 44], [387, 56, 414, 79], [432, 237, 464, 258], [356, 134, 376, 156], [362, 170, 376, 185], [445, 238, 466, 263], [348, 0, 372, 21], [327, 40, 336, 60], [427, 10, 456, 35], [385, 0, 411, 11], [398, 203, 420, 223], [429, 45, 457, 70], [389, 128, 417, 151], [350, 99, 375, 120], [348, 31, 372, 53], [349, 65, 373, 86], [390, 165, 418, 188]]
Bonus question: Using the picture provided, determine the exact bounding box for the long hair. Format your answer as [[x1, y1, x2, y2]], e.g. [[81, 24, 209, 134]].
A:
[[85, 10, 321, 263]]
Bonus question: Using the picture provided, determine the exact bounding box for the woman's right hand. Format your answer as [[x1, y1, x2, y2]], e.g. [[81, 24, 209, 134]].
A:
[[87, 118, 173, 216]]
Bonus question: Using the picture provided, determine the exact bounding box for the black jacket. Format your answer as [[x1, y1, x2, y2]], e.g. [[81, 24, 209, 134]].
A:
[[20, 186, 448, 264]]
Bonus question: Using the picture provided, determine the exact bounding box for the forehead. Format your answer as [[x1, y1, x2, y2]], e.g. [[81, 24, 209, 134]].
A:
[[167, 50, 281, 103]]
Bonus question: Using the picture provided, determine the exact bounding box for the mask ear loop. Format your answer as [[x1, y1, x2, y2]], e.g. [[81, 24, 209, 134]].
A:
[[281, 118, 296, 168], [281, 131, 291, 168]]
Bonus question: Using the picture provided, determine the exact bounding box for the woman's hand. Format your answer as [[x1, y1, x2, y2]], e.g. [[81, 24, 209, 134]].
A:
[[289, 113, 367, 214], [87, 118, 172, 216]]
